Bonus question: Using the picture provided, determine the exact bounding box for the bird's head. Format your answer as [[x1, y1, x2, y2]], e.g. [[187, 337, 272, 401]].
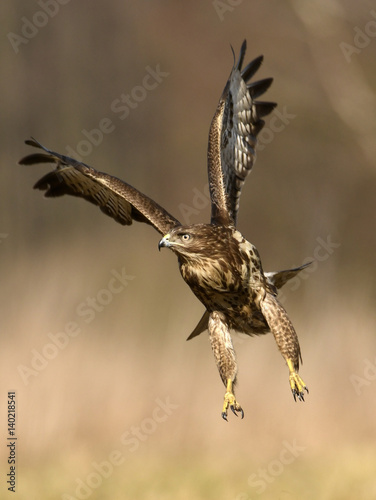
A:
[[158, 224, 232, 261], [158, 225, 199, 256]]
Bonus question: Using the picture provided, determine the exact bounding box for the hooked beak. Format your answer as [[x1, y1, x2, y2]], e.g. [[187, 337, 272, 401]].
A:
[[158, 234, 171, 251]]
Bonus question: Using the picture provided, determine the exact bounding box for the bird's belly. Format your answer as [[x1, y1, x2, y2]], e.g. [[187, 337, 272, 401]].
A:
[[190, 277, 253, 316], [181, 263, 269, 334], [183, 268, 245, 309]]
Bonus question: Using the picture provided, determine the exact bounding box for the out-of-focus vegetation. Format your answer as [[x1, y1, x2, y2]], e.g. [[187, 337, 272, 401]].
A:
[[1, 1, 376, 498]]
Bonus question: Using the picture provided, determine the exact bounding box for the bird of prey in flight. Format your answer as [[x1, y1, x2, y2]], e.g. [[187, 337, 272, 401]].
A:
[[20, 40, 309, 420]]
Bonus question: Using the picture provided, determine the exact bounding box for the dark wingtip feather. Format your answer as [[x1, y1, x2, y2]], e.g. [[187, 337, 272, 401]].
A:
[[235, 39, 247, 71], [19, 153, 56, 165], [24, 137, 49, 151], [33, 171, 55, 191], [241, 55, 264, 82], [33, 171, 67, 196], [20, 138, 54, 165], [230, 44, 236, 65], [25, 138, 41, 148], [252, 120, 265, 136], [248, 77, 274, 99], [255, 101, 277, 118]]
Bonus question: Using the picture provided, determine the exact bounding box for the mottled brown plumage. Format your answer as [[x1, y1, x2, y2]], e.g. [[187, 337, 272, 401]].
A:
[[20, 40, 308, 420], [158, 224, 308, 417]]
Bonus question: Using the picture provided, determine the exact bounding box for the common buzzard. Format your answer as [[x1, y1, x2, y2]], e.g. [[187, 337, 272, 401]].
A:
[[20, 41, 308, 420]]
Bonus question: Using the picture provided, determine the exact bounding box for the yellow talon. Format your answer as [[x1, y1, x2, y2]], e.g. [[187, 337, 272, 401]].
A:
[[222, 379, 244, 421], [287, 359, 308, 402]]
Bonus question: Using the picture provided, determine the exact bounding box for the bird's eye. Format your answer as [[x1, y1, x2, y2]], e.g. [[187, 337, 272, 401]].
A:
[[181, 233, 191, 242]]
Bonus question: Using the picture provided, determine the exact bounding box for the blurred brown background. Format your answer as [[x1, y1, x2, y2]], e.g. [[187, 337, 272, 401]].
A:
[[1, 1, 376, 499]]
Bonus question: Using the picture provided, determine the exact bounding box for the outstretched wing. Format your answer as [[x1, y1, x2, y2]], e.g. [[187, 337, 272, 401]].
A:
[[19, 139, 181, 235], [208, 40, 276, 226], [264, 262, 312, 290]]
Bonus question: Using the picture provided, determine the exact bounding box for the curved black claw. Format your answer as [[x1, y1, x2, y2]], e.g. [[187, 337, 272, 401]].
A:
[[289, 368, 309, 402], [222, 384, 244, 421], [229, 405, 244, 419], [292, 386, 309, 402]]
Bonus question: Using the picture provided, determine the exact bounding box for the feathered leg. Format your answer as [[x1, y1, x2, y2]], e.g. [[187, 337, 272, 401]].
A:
[[208, 311, 244, 420], [259, 292, 308, 401]]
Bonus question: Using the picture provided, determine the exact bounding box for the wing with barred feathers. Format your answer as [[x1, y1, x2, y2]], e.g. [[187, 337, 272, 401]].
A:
[[19, 139, 181, 235], [208, 40, 276, 226]]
